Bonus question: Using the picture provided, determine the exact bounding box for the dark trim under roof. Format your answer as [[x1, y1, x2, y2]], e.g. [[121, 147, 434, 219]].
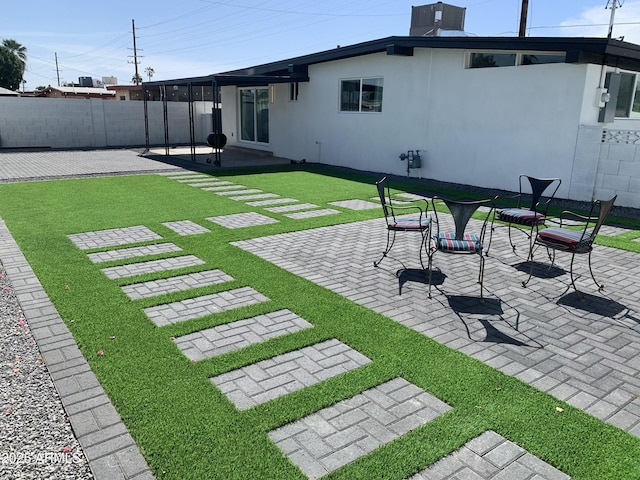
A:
[[144, 36, 640, 88]]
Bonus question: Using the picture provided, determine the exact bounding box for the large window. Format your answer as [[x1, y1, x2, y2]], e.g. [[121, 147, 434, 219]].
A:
[[614, 72, 640, 118], [340, 77, 383, 112], [239, 88, 269, 143]]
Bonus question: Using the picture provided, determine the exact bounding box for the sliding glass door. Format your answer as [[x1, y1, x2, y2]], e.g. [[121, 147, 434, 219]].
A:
[[239, 88, 269, 144]]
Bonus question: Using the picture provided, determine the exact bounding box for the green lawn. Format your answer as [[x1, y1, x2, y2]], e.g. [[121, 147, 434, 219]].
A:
[[0, 167, 639, 479]]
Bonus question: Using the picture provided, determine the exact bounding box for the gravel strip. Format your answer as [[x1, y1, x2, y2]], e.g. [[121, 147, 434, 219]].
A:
[[0, 263, 93, 479]]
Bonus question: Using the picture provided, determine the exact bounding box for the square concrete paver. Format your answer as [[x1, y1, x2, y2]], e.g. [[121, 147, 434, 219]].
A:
[[269, 377, 451, 477], [206, 212, 279, 229], [211, 339, 371, 410], [161, 220, 211, 236]]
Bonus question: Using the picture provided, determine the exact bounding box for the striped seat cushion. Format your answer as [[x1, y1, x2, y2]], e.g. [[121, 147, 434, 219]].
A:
[[435, 232, 481, 252], [536, 227, 593, 253], [388, 218, 429, 230], [497, 208, 545, 226]]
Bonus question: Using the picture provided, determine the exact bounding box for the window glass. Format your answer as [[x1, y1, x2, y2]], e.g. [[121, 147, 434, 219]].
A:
[[340, 80, 361, 111], [289, 82, 298, 101], [521, 53, 565, 65], [256, 88, 269, 143], [469, 53, 516, 68], [240, 89, 255, 141], [615, 73, 635, 118], [632, 78, 640, 118], [361, 78, 383, 112]]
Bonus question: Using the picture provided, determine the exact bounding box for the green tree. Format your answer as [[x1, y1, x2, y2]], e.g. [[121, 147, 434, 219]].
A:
[[0, 47, 22, 90], [2, 39, 27, 72], [144, 66, 155, 81], [131, 73, 142, 85]]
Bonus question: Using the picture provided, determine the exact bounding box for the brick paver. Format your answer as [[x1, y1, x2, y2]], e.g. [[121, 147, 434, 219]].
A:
[[87, 243, 182, 263], [229, 193, 280, 201], [329, 199, 381, 210], [284, 208, 341, 219], [245, 198, 299, 207], [409, 430, 570, 480], [184, 181, 231, 187], [215, 188, 263, 196], [68, 226, 162, 250], [264, 203, 319, 213], [268, 377, 451, 477], [201, 184, 247, 191], [121, 269, 234, 300], [174, 176, 215, 183], [143, 286, 269, 327], [233, 216, 640, 438], [101, 255, 205, 279], [206, 212, 279, 229], [211, 338, 371, 410], [161, 220, 211, 236], [174, 309, 312, 361]]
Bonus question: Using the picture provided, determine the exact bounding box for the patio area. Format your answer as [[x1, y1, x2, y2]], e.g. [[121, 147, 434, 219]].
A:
[[1, 149, 639, 479]]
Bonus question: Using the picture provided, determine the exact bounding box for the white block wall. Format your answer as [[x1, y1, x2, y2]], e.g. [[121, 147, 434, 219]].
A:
[[0, 97, 214, 149]]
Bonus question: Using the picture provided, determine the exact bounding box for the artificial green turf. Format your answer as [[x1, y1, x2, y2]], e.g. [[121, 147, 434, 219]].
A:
[[0, 167, 639, 479]]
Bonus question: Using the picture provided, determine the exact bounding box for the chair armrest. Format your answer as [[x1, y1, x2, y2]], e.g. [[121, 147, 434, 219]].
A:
[[557, 210, 594, 228]]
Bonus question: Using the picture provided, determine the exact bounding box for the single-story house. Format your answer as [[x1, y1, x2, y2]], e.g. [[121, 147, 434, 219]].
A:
[[36, 85, 116, 99], [145, 36, 640, 208], [0, 86, 19, 96]]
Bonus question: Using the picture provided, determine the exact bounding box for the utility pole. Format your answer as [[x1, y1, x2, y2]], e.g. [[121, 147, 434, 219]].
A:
[[130, 19, 141, 85], [518, 0, 529, 37], [607, 0, 619, 39], [55, 52, 60, 86]]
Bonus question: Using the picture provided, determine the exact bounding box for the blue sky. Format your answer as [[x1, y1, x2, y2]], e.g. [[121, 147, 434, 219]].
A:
[[3, 0, 640, 90]]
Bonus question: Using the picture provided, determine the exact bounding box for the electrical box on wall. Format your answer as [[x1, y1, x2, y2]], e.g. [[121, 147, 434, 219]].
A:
[[596, 87, 610, 108]]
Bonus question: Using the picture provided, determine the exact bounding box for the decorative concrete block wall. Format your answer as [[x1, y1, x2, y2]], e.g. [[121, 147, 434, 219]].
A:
[[0, 97, 213, 149]]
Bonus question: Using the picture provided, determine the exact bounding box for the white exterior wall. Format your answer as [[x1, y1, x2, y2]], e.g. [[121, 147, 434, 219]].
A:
[[0, 97, 213, 149]]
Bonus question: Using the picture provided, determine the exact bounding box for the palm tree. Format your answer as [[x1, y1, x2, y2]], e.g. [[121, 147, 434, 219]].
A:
[[2, 39, 27, 72], [131, 73, 143, 85], [144, 66, 155, 82]]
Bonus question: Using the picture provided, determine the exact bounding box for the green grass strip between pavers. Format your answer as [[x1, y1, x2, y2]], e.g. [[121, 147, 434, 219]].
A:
[[0, 168, 638, 479]]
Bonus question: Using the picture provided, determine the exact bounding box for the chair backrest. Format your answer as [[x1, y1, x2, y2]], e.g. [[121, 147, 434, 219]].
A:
[[587, 195, 617, 240], [376, 177, 392, 221], [520, 175, 561, 212], [439, 197, 494, 240]]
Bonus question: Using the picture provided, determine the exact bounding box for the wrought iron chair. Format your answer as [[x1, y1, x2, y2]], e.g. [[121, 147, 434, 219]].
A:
[[427, 196, 495, 300], [488, 175, 561, 257], [522, 195, 617, 295], [373, 177, 430, 270]]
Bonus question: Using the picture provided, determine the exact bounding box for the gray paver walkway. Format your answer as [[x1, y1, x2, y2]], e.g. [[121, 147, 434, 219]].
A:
[[265, 203, 319, 213], [233, 216, 640, 438], [174, 309, 313, 361], [329, 199, 381, 210], [284, 208, 341, 219], [87, 242, 182, 263], [246, 198, 299, 206], [409, 430, 570, 480], [268, 377, 451, 477], [143, 286, 269, 327], [101, 255, 205, 279], [121, 269, 234, 300], [211, 338, 371, 410], [206, 212, 279, 228], [161, 220, 211, 236], [68, 226, 162, 250]]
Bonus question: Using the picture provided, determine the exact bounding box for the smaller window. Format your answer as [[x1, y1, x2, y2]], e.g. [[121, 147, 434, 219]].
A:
[[614, 72, 640, 118], [289, 82, 299, 101], [521, 53, 565, 65], [340, 77, 383, 113], [469, 53, 516, 68]]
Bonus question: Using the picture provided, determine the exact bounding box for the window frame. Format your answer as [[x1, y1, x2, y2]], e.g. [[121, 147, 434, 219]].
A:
[[614, 71, 640, 119], [467, 51, 566, 69], [339, 77, 383, 113]]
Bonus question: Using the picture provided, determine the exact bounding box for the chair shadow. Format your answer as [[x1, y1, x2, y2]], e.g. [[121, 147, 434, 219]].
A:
[[478, 319, 531, 347], [514, 261, 565, 279], [397, 268, 444, 295], [557, 291, 627, 317], [447, 295, 503, 314]]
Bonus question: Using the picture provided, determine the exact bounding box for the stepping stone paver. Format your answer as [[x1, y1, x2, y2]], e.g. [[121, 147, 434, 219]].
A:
[[121, 269, 234, 300], [144, 286, 269, 327], [246, 198, 299, 207], [229, 193, 280, 201], [212, 339, 371, 410], [185, 181, 232, 187], [265, 203, 319, 213], [174, 309, 313, 361], [175, 176, 214, 182], [161, 220, 211, 236], [268, 377, 451, 477], [101, 255, 205, 279], [394, 193, 431, 201], [201, 185, 247, 191], [68, 226, 161, 250], [206, 212, 279, 229], [329, 199, 381, 210], [284, 208, 341, 219], [87, 242, 182, 263], [409, 430, 570, 480], [215, 189, 263, 196]]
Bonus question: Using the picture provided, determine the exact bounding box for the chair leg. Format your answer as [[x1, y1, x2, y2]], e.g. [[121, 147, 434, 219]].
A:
[[587, 251, 605, 291], [485, 214, 496, 257], [478, 254, 485, 301], [427, 249, 433, 299], [507, 223, 517, 252], [373, 229, 395, 267], [522, 247, 535, 288]]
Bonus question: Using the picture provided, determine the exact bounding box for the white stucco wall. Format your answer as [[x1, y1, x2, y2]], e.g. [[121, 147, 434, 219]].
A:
[[0, 97, 213, 149], [223, 49, 594, 200]]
